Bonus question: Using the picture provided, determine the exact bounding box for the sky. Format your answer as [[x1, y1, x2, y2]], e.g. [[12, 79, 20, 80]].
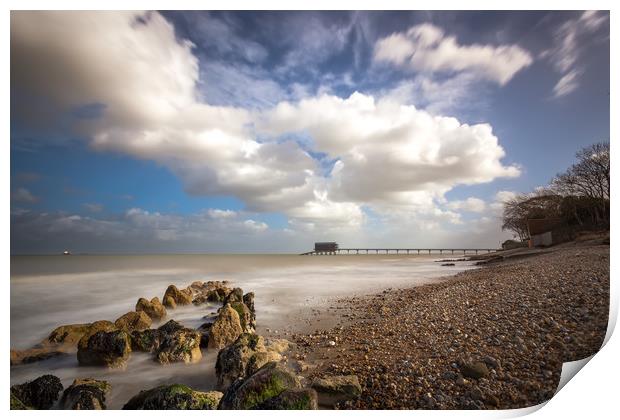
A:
[[10, 10, 610, 254]]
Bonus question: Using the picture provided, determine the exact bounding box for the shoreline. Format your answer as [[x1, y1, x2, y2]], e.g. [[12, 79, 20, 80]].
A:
[[284, 241, 610, 409]]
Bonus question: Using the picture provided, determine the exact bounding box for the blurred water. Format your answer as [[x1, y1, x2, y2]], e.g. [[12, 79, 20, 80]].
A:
[[10, 254, 474, 408]]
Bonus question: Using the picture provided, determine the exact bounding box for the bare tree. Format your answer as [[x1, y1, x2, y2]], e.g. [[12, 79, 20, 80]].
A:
[[501, 191, 563, 240], [551, 142, 609, 225]]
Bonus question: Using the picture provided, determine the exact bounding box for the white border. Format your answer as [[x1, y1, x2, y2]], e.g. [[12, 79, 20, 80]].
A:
[[3, 1, 616, 419]]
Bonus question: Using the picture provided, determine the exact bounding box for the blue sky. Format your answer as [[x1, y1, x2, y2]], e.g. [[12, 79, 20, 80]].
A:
[[10, 10, 609, 253]]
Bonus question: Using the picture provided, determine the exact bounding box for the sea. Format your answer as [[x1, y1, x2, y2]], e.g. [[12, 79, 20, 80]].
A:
[[10, 253, 475, 408]]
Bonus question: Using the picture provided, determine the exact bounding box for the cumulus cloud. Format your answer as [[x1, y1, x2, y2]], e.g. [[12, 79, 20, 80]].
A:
[[543, 11, 609, 98], [11, 188, 38, 203], [11, 11, 522, 240], [263, 92, 520, 213], [374, 23, 533, 85]]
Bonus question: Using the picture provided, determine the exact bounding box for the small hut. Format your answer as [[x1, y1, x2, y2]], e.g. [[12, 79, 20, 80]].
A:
[[314, 242, 338, 253], [527, 218, 563, 247]]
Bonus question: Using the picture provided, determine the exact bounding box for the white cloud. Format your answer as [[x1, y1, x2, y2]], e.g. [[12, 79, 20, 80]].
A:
[[489, 190, 518, 212], [207, 208, 237, 219], [11, 11, 523, 241], [243, 219, 268, 232], [543, 11, 609, 98], [263, 92, 520, 211], [12, 188, 38, 203], [381, 72, 487, 115], [374, 23, 533, 85], [447, 197, 486, 213]]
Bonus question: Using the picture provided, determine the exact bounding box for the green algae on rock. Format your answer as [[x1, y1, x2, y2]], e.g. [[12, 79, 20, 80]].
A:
[[10, 374, 63, 410], [122, 384, 222, 409], [60, 378, 111, 410]]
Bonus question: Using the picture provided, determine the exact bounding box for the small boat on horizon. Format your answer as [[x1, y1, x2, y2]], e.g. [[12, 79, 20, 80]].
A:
[[63, 250, 71, 255]]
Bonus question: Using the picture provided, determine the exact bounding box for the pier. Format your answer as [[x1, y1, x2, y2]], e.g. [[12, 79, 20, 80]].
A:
[[300, 248, 496, 255]]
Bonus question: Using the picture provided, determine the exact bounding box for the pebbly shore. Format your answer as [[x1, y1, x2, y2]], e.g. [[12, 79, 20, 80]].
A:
[[287, 241, 610, 409]]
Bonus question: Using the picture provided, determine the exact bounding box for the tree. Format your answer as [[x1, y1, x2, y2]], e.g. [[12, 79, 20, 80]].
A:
[[501, 191, 562, 241], [551, 142, 609, 225], [501, 141, 610, 239]]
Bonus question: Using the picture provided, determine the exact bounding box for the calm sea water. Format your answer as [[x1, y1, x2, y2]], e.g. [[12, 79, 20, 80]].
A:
[[10, 254, 474, 408]]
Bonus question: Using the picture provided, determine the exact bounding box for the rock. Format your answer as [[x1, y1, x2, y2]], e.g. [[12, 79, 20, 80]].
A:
[[246, 351, 282, 377], [77, 330, 132, 368], [11, 322, 97, 365], [310, 375, 362, 407], [130, 329, 161, 352], [459, 360, 490, 380], [229, 301, 255, 333], [223, 287, 244, 306], [483, 355, 501, 370], [60, 378, 111, 410], [163, 295, 176, 309], [155, 321, 202, 364], [11, 391, 30, 409], [198, 322, 213, 348], [243, 292, 256, 330], [297, 360, 317, 373], [76, 320, 117, 351], [265, 338, 294, 354], [10, 374, 63, 409], [208, 303, 243, 350], [219, 362, 300, 409], [135, 297, 166, 321], [157, 319, 184, 334], [123, 385, 222, 409], [163, 285, 192, 308], [215, 333, 267, 390], [10, 348, 68, 365], [114, 311, 152, 332], [47, 323, 92, 347], [256, 388, 318, 409], [191, 281, 233, 305]]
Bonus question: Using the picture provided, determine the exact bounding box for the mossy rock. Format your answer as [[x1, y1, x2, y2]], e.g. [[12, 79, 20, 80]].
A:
[[60, 378, 111, 410], [218, 362, 300, 409], [10, 374, 63, 409], [130, 329, 160, 352], [230, 301, 254, 333], [223, 288, 244, 306], [256, 388, 318, 409], [215, 333, 266, 390], [76, 320, 117, 351], [310, 375, 362, 407], [77, 330, 132, 368], [10, 391, 31, 410], [155, 329, 202, 364], [123, 384, 222, 409]]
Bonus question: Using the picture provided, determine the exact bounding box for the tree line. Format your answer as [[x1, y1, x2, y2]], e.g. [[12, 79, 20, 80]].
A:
[[502, 142, 610, 241]]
